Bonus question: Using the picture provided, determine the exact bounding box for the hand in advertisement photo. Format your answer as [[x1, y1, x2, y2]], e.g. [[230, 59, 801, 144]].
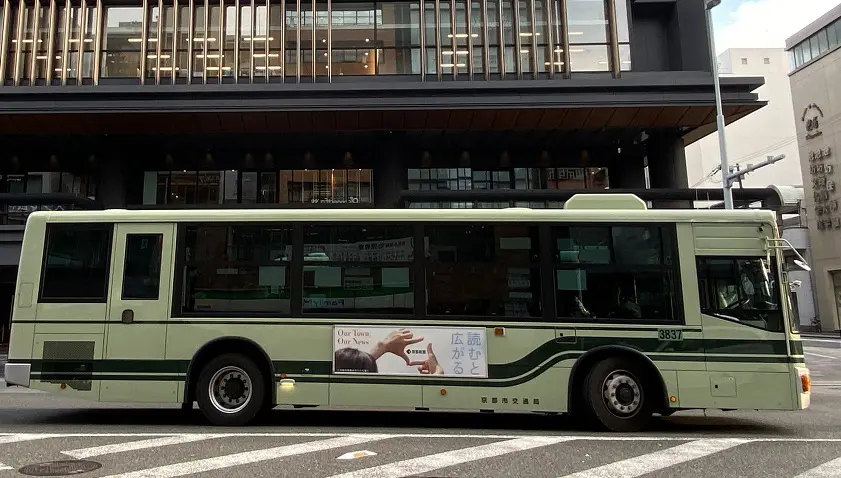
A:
[[415, 343, 444, 375], [370, 329, 426, 366]]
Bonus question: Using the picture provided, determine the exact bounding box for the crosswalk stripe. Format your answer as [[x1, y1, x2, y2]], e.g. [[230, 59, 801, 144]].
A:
[[63, 435, 225, 459], [0, 434, 59, 444], [0, 462, 12, 471], [98, 434, 389, 478], [325, 436, 574, 478], [793, 456, 841, 477], [559, 438, 749, 478]]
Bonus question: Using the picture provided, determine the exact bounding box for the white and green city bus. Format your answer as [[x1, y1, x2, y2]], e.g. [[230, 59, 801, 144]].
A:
[[3, 193, 812, 432]]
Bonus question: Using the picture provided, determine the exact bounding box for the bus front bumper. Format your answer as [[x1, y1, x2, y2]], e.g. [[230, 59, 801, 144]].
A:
[[3, 363, 30, 388]]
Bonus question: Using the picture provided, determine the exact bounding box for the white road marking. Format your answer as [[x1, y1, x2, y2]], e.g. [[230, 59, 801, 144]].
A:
[[794, 456, 841, 477], [0, 434, 60, 444], [0, 462, 12, 471], [98, 434, 389, 478], [805, 352, 840, 360], [1, 432, 841, 442], [559, 438, 749, 478], [336, 450, 377, 460], [326, 436, 572, 478], [63, 434, 225, 459]]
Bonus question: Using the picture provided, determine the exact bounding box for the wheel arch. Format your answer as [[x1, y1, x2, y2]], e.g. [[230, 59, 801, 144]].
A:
[[567, 345, 669, 414], [183, 336, 277, 406]]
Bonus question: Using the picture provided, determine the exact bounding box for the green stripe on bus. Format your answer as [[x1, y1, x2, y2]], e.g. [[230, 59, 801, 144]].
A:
[[14, 337, 788, 376]]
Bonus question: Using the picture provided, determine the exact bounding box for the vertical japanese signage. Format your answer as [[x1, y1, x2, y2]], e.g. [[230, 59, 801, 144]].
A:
[[803, 103, 839, 231], [332, 325, 488, 378]]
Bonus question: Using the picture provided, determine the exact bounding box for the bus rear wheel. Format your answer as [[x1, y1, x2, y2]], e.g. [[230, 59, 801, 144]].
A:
[[196, 353, 266, 426], [584, 357, 654, 432]]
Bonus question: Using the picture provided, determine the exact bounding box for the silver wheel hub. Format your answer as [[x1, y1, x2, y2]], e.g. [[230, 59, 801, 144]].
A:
[[208, 366, 252, 415], [602, 371, 642, 417]]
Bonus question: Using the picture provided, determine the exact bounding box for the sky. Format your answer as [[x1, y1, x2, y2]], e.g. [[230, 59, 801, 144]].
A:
[[711, 0, 840, 54]]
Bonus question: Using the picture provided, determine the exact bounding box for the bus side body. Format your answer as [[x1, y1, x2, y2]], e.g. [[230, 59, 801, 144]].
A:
[[4, 207, 809, 430]]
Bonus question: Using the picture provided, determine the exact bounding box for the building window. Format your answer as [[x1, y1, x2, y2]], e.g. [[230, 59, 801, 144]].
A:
[[425, 224, 542, 318], [741, 57, 748, 65], [302, 224, 414, 314], [281, 169, 374, 205], [552, 224, 681, 322], [39, 224, 113, 302], [697, 257, 783, 333], [406, 167, 609, 208], [1, 0, 630, 84], [0, 172, 97, 225], [102, 7, 144, 78], [763, 57, 770, 64], [181, 224, 293, 314], [153, 170, 238, 205], [146, 169, 373, 206], [567, 0, 611, 72]]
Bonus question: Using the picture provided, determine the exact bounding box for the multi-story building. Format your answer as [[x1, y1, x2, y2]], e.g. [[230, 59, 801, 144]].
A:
[[0, 0, 768, 342], [686, 48, 803, 190], [786, 3, 841, 333]]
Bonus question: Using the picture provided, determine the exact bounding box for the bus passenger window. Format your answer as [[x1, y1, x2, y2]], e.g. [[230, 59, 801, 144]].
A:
[[302, 225, 414, 315], [551, 224, 681, 323], [424, 224, 542, 318], [39, 224, 113, 302], [122, 234, 163, 300], [181, 224, 293, 315]]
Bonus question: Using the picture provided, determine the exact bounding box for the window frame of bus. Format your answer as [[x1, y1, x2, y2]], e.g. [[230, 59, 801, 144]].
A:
[[171, 221, 297, 318], [37, 222, 115, 304], [550, 223, 685, 325]]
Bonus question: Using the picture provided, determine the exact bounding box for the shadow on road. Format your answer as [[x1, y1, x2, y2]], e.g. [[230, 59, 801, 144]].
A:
[[0, 406, 792, 436]]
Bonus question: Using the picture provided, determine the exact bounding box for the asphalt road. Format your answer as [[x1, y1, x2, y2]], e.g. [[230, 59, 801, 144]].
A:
[[0, 339, 840, 477]]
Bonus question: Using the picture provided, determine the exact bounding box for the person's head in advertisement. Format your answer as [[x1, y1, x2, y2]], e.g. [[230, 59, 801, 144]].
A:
[[334, 347, 379, 373]]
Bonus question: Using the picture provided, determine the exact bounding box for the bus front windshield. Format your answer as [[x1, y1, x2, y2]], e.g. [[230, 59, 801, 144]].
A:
[[701, 257, 784, 332]]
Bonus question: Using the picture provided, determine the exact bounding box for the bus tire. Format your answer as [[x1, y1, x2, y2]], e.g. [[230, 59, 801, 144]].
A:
[[196, 353, 266, 427], [583, 357, 654, 432]]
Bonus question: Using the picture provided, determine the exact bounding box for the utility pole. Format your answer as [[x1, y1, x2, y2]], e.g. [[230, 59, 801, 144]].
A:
[[725, 154, 786, 192], [704, 0, 733, 209]]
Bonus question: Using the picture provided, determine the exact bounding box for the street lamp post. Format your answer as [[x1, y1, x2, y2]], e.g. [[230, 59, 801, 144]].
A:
[[704, 0, 734, 209]]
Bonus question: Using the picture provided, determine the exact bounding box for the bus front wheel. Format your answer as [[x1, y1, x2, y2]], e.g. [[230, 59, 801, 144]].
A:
[[196, 353, 267, 426], [584, 357, 654, 432]]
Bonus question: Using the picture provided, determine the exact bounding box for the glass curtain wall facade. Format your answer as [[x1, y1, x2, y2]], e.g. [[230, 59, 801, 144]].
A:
[[145, 169, 375, 205], [407, 166, 609, 208], [0, 0, 631, 85]]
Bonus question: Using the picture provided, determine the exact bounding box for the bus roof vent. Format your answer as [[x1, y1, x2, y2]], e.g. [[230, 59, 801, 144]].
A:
[[563, 193, 648, 211]]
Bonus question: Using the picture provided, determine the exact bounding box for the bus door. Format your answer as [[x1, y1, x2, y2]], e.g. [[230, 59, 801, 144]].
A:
[[101, 223, 176, 403]]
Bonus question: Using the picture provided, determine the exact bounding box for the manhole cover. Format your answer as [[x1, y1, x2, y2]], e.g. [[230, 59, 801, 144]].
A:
[[18, 460, 102, 476]]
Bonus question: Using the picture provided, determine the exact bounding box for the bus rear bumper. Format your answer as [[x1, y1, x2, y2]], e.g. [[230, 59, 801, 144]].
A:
[[3, 363, 30, 388]]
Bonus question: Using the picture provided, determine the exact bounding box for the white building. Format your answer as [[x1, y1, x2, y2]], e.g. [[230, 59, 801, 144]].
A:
[[685, 48, 804, 189]]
